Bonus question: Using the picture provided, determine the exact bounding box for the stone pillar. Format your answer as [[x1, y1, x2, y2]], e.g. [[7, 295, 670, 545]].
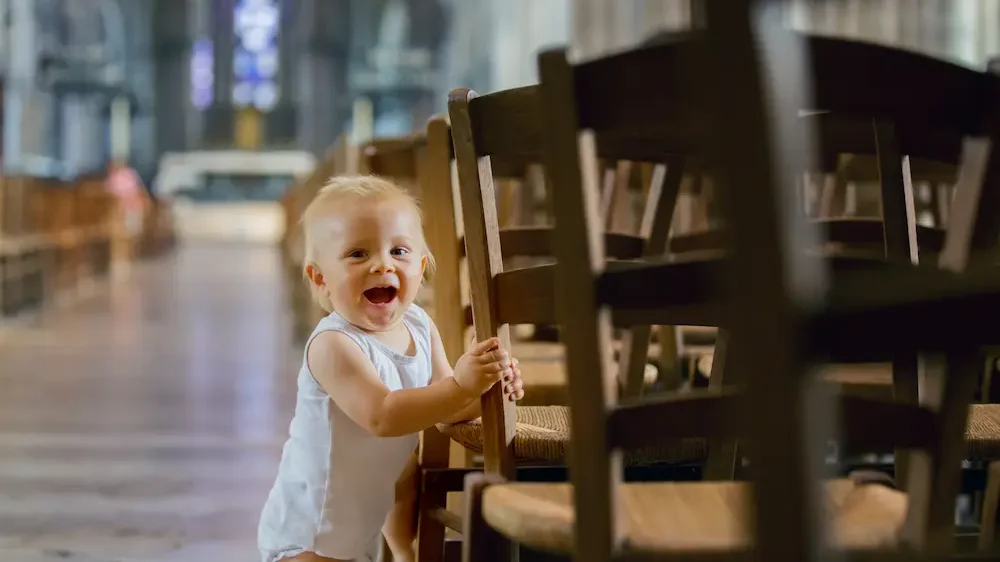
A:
[[119, 0, 157, 177], [211, 0, 235, 106], [571, 0, 691, 59], [153, 0, 192, 154], [59, 97, 88, 176], [490, 0, 570, 89], [295, 0, 349, 155], [570, 0, 996, 69], [4, 0, 41, 173], [264, 0, 300, 145], [949, 0, 1000, 67], [202, 0, 235, 146], [438, 0, 492, 95], [59, 0, 111, 175]]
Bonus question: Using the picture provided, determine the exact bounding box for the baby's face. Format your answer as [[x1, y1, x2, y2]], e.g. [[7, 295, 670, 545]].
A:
[[314, 197, 427, 332]]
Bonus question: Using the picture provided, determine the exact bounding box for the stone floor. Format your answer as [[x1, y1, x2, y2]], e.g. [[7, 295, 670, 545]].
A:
[[0, 243, 300, 561]]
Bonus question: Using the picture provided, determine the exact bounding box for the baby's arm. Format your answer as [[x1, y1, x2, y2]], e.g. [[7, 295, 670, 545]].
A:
[[308, 331, 484, 437], [427, 320, 524, 424]]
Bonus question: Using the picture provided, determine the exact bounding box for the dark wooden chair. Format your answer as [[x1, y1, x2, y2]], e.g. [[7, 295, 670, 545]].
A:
[[412, 112, 694, 562], [459, 20, 1000, 562]]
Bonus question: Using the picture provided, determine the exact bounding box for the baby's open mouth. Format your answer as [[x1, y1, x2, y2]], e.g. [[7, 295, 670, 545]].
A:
[[364, 286, 398, 304]]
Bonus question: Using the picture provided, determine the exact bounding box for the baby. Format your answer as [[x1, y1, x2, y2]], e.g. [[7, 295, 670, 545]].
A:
[[258, 175, 525, 562]]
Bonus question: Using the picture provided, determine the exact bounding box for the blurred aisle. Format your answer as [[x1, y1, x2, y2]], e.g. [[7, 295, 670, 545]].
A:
[[0, 243, 299, 561]]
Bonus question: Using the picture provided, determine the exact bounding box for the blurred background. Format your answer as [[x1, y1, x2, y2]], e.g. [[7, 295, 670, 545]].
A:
[[5, 0, 998, 230], [0, 1, 998, 561]]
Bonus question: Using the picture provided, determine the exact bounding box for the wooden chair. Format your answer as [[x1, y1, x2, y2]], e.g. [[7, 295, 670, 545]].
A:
[[361, 134, 441, 313], [459, 25, 1000, 561], [406, 87, 719, 560], [282, 134, 359, 341], [636, 57, 1000, 523], [442, 73, 725, 558], [409, 113, 695, 562]]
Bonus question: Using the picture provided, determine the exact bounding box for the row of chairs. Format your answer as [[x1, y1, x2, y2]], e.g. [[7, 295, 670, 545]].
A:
[[278, 20, 1000, 562], [439, 17, 1000, 562]]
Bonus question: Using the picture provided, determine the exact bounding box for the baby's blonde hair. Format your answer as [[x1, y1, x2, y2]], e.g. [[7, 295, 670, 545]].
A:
[[300, 175, 435, 312]]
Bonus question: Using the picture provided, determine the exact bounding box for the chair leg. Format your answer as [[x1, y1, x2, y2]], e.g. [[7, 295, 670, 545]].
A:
[[703, 331, 738, 480], [979, 461, 1000, 552], [462, 472, 514, 562], [416, 479, 447, 562]]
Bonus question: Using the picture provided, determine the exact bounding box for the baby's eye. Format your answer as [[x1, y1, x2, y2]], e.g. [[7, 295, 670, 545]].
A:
[[391, 247, 410, 257], [346, 249, 366, 259]]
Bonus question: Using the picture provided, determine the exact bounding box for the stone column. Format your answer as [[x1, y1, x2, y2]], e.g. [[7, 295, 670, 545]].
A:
[[153, 0, 192, 154], [949, 0, 1000, 67], [438, 0, 492, 94], [571, 0, 691, 59], [4, 0, 41, 173], [264, 0, 300, 145], [59, 97, 88, 176], [119, 0, 157, 177], [59, 0, 110, 175], [295, 0, 349, 155], [490, 0, 570, 89], [202, 0, 235, 146], [211, 0, 235, 106]]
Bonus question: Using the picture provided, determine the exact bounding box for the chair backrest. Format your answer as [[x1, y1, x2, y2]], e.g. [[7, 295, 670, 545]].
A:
[[448, 82, 689, 477], [363, 135, 421, 187], [535, 23, 1000, 560], [414, 117, 466, 365], [284, 139, 348, 267], [418, 113, 664, 357]]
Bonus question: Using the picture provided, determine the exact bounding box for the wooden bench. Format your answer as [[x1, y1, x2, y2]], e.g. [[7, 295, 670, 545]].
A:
[[0, 173, 118, 323]]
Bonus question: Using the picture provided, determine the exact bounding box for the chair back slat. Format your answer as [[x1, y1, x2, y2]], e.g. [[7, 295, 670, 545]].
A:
[[468, 86, 544, 158], [808, 35, 998, 134], [417, 117, 466, 365], [570, 32, 1000, 149], [449, 88, 519, 478]]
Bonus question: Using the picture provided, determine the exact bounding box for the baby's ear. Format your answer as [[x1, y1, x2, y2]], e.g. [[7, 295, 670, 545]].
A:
[[420, 255, 430, 282], [304, 262, 324, 287]]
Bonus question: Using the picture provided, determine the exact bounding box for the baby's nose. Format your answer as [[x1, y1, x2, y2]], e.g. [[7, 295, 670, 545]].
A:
[[371, 258, 395, 272]]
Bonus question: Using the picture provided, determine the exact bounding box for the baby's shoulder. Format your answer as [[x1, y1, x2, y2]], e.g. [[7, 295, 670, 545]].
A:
[[307, 329, 368, 362], [404, 302, 433, 329]]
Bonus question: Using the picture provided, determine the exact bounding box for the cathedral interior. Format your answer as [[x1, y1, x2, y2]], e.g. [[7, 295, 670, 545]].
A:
[[2, 1, 1000, 561]]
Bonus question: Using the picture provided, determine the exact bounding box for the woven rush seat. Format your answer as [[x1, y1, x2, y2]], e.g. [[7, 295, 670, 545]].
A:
[[479, 479, 906, 554], [967, 404, 1000, 460], [438, 406, 706, 465]]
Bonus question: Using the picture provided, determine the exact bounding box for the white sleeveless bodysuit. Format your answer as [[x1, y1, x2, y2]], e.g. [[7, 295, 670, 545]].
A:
[[258, 305, 434, 562]]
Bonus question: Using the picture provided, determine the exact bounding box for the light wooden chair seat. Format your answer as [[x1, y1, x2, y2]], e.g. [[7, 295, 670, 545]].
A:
[[480, 479, 906, 554], [439, 406, 706, 465], [968, 405, 1000, 460]]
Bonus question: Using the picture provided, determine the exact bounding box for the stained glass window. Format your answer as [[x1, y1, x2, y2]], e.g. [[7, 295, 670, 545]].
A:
[[190, 38, 215, 110], [233, 0, 280, 111]]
